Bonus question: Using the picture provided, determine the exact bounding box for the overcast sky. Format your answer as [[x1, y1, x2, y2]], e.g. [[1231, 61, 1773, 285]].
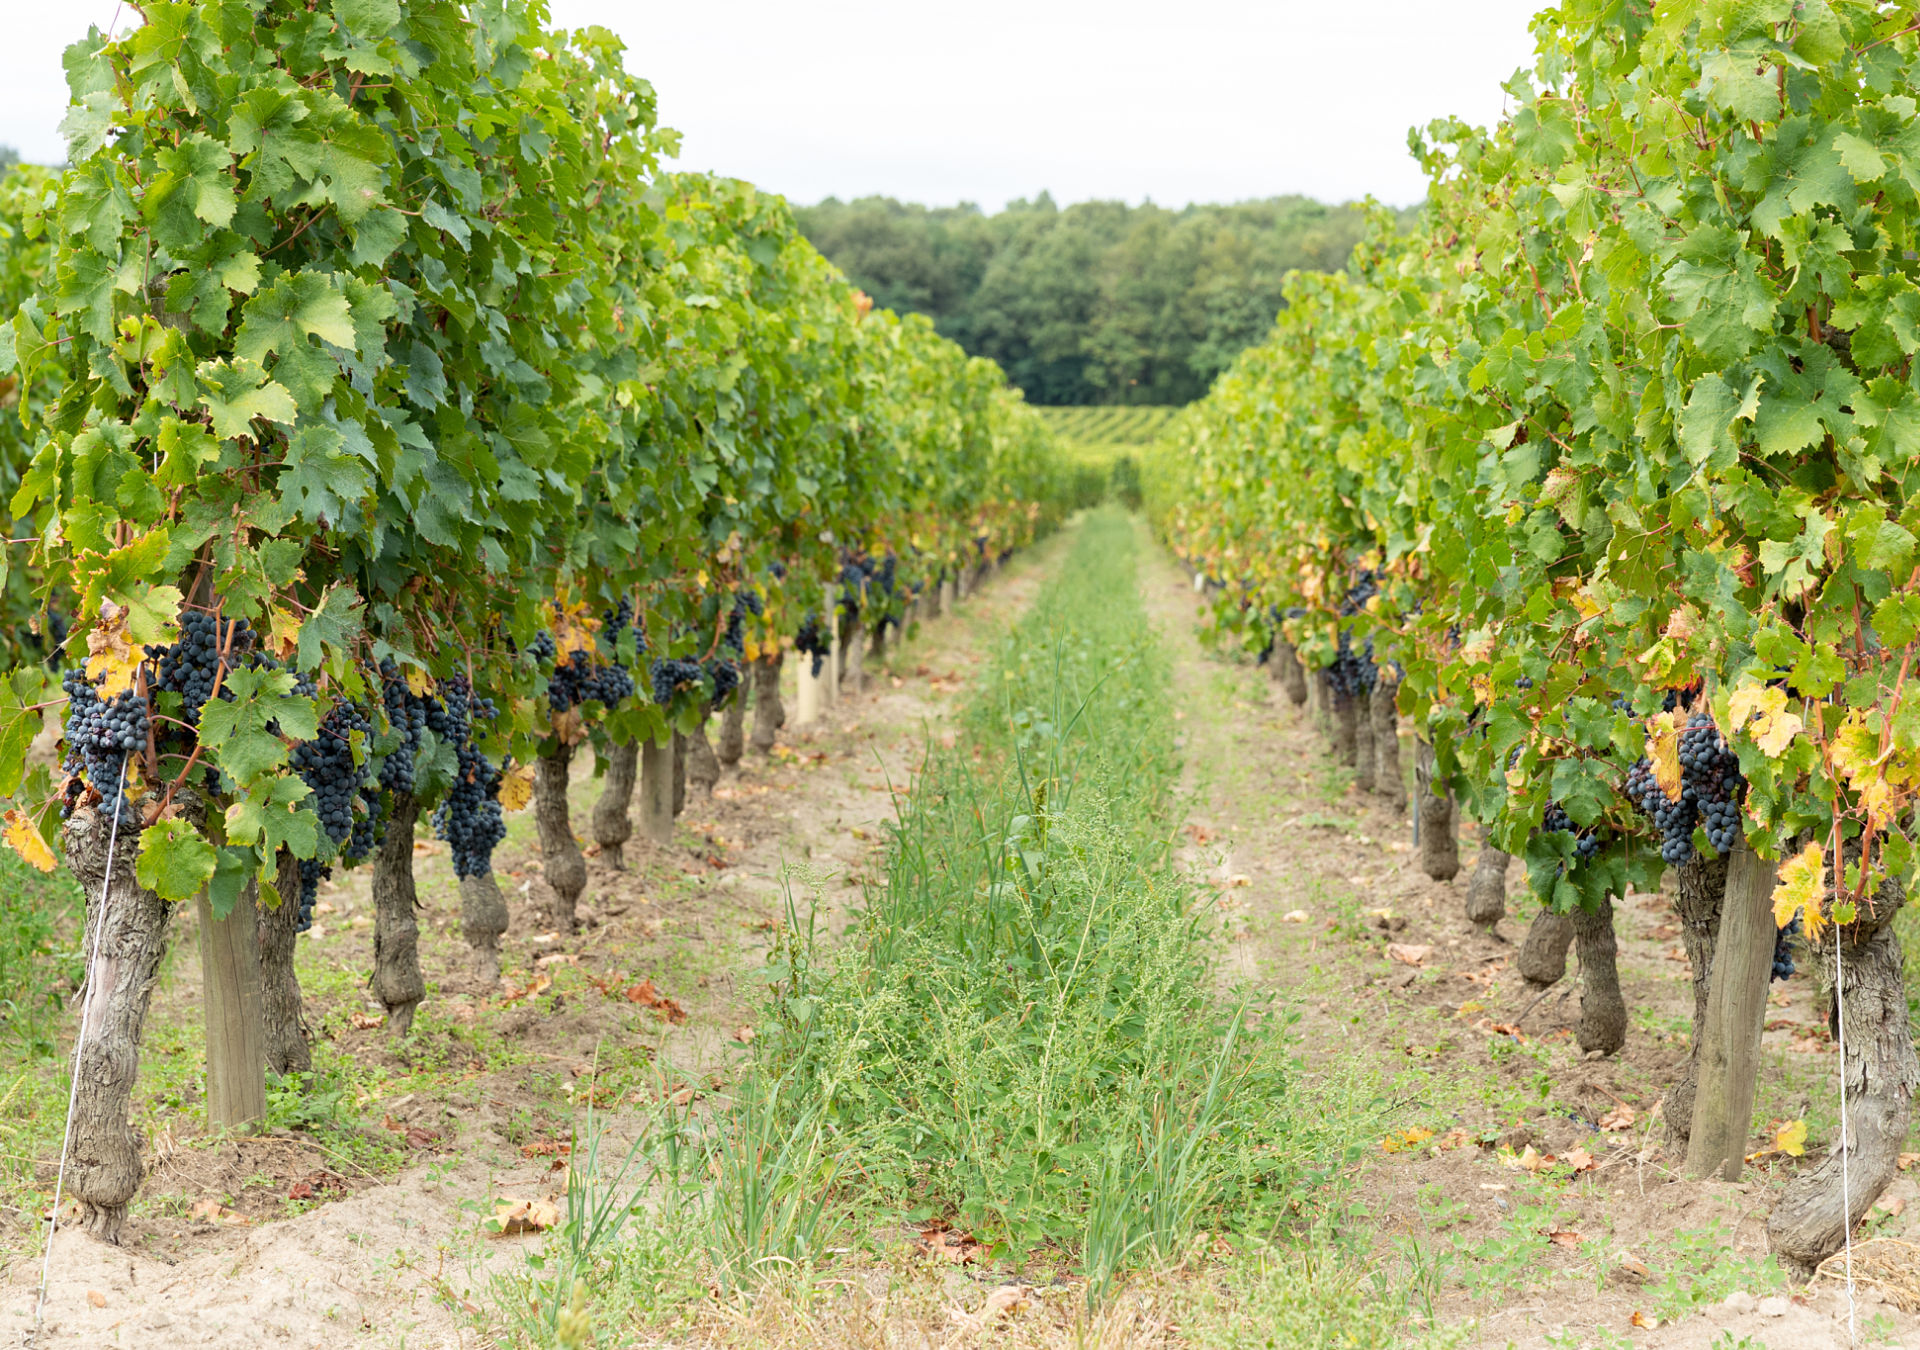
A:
[[0, 1, 1546, 210]]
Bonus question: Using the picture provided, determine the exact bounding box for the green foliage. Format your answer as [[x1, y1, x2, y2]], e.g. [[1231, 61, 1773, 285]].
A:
[[797, 195, 1406, 405], [744, 512, 1302, 1272], [0, 0, 1068, 891], [1153, 1, 1920, 911]]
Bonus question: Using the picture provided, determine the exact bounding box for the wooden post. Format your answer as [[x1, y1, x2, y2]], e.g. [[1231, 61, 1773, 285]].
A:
[[639, 734, 674, 844], [198, 884, 267, 1130], [796, 651, 824, 726], [824, 630, 841, 708], [1686, 839, 1778, 1181], [941, 577, 958, 612]]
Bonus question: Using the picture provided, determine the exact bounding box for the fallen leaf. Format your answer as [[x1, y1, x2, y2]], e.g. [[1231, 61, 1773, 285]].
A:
[[914, 1220, 985, 1264], [1504, 1145, 1549, 1173], [382, 1116, 438, 1150], [499, 972, 554, 1004], [1775, 1119, 1808, 1157], [1874, 1193, 1906, 1217], [1382, 1127, 1435, 1154], [1226, 874, 1251, 888], [1631, 1310, 1660, 1329], [731, 1025, 756, 1044], [348, 1011, 384, 1030], [487, 1196, 560, 1237], [1599, 1105, 1637, 1132], [1565, 1147, 1596, 1174], [1281, 910, 1310, 924], [86, 1290, 106, 1309], [1613, 1254, 1652, 1284], [519, 1139, 572, 1160], [1386, 943, 1432, 967], [980, 1284, 1029, 1317], [1898, 1152, 1920, 1171], [187, 1197, 248, 1225], [1435, 1128, 1475, 1151], [624, 979, 689, 1024], [1546, 1228, 1583, 1248]]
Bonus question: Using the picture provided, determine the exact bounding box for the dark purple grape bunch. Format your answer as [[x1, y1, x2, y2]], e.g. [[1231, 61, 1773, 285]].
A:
[[59, 666, 149, 825]]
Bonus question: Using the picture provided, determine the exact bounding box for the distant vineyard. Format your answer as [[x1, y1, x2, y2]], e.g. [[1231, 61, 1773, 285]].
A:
[[1037, 406, 1180, 450]]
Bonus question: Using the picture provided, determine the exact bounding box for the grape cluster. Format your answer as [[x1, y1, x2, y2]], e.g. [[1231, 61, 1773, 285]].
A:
[[1326, 574, 1381, 698], [430, 677, 507, 879], [1625, 711, 1746, 865], [377, 657, 431, 796], [60, 667, 149, 824], [837, 557, 870, 623], [291, 700, 373, 849], [1540, 800, 1601, 862], [1772, 913, 1801, 981], [650, 658, 706, 707], [150, 611, 254, 724], [1679, 713, 1745, 856], [795, 614, 830, 677]]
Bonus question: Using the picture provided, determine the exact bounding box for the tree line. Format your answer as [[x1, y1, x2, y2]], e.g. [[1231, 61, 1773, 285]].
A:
[[795, 194, 1409, 406]]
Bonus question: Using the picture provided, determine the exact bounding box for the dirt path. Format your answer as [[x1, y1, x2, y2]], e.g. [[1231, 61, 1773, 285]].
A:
[[5, 538, 1066, 1350], [1136, 531, 1920, 1350]]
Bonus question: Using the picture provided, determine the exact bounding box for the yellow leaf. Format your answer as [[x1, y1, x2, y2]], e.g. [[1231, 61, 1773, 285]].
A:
[[1773, 841, 1827, 942], [1828, 708, 1880, 784], [498, 763, 536, 813], [1775, 1119, 1807, 1157], [83, 600, 142, 698], [3, 810, 55, 872], [1646, 711, 1682, 801], [268, 605, 302, 661], [405, 667, 433, 697], [1728, 682, 1803, 758]]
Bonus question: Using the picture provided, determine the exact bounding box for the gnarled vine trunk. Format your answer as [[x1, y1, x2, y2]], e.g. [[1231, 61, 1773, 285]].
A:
[[1352, 697, 1377, 793], [460, 872, 508, 987], [686, 719, 721, 796], [718, 692, 746, 767], [839, 615, 865, 694], [63, 805, 173, 1244], [259, 849, 311, 1076], [1332, 690, 1359, 767], [1664, 853, 1729, 1151], [1275, 640, 1308, 706], [1413, 741, 1459, 882], [1517, 908, 1575, 987], [1574, 898, 1626, 1057], [750, 653, 784, 753], [1369, 679, 1401, 808], [591, 740, 639, 869], [1768, 873, 1919, 1277], [370, 793, 425, 1035], [1465, 848, 1509, 929], [535, 742, 587, 930]]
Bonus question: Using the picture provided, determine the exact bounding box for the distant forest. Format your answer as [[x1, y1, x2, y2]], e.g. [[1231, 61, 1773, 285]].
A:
[[794, 194, 1411, 406]]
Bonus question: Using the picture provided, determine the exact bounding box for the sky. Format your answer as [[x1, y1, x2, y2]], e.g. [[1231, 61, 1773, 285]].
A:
[[0, 1, 1548, 210]]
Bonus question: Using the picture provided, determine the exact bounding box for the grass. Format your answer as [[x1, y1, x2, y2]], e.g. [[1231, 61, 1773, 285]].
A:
[[477, 510, 1428, 1346]]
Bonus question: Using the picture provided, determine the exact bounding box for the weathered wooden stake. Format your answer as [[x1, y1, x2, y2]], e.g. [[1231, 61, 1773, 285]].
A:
[[1688, 840, 1780, 1179]]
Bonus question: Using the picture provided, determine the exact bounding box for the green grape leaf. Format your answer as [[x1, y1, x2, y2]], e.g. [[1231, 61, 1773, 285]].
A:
[[135, 817, 219, 903]]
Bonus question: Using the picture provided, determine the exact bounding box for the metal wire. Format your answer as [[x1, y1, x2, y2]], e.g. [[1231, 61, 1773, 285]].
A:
[[30, 754, 129, 1347]]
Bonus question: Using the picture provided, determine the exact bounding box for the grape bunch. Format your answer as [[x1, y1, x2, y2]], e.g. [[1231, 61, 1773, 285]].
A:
[[1625, 757, 1695, 864], [59, 667, 149, 824], [150, 610, 255, 724], [1625, 711, 1746, 865], [1540, 799, 1601, 862], [430, 677, 507, 880], [377, 657, 432, 796], [291, 700, 374, 849], [650, 658, 706, 707], [722, 589, 763, 657], [1679, 712, 1745, 857], [837, 557, 870, 623], [1326, 630, 1376, 698], [1772, 913, 1801, 981], [295, 857, 327, 932], [795, 614, 830, 677]]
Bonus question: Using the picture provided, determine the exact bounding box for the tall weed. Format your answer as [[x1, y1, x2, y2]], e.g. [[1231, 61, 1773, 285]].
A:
[[748, 510, 1303, 1274]]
